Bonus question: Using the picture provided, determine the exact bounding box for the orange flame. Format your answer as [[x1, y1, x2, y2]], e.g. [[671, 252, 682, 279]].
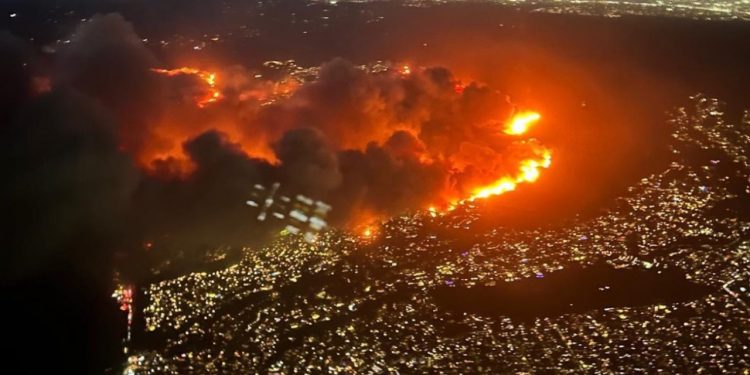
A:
[[466, 147, 551, 202], [505, 111, 541, 135], [430, 110, 552, 211], [428, 206, 438, 217], [463, 110, 550, 202], [151, 67, 223, 108], [359, 224, 380, 240]]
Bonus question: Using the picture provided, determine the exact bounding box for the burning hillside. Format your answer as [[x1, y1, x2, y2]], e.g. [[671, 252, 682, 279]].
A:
[[147, 60, 553, 222], [0, 13, 557, 277]]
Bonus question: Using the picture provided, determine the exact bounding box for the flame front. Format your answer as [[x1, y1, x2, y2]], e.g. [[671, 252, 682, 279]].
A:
[[433, 110, 551, 210], [466, 147, 551, 202], [466, 111, 550, 202], [505, 111, 541, 135], [151, 67, 222, 108]]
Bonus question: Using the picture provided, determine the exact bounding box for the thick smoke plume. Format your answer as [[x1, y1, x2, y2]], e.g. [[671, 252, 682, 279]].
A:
[[146, 57, 544, 225], [0, 19, 140, 372], [55, 13, 165, 156], [1, 13, 549, 287]]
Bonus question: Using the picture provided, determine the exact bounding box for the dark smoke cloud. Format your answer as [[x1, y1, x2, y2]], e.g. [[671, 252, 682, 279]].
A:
[[0, 12, 532, 280], [133, 130, 275, 264], [55, 13, 164, 155], [129, 54, 525, 231], [329, 131, 450, 223], [0, 14, 157, 373], [249, 59, 466, 150], [274, 127, 343, 196], [0, 88, 138, 283], [0, 89, 138, 373], [0, 13, 173, 281], [226, 59, 520, 222], [131, 56, 527, 230], [1, 11, 534, 287], [0, 31, 33, 125]]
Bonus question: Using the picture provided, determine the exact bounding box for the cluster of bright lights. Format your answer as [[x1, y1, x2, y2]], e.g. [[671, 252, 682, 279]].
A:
[[112, 284, 134, 353]]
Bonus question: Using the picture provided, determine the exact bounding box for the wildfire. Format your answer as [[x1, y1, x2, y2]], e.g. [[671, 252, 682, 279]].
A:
[[430, 110, 552, 211], [464, 110, 550, 201], [360, 224, 378, 240], [144, 61, 554, 223], [151, 67, 222, 108], [428, 206, 438, 217], [466, 148, 552, 202], [505, 111, 541, 135]]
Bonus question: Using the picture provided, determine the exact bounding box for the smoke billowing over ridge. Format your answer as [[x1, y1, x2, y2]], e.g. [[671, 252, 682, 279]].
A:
[[1, 13, 552, 283]]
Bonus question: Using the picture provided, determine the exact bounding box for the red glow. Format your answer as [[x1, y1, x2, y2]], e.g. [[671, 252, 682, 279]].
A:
[[430, 110, 552, 210], [151, 67, 223, 108], [466, 147, 551, 202], [139, 62, 552, 221]]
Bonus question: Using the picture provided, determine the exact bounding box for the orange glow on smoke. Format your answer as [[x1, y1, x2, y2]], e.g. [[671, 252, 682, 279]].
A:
[[505, 111, 541, 135], [31, 76, 52, 95], [135, 66, 295, 175], [143, 62, 552, 218], [151, 67, 223, 108]]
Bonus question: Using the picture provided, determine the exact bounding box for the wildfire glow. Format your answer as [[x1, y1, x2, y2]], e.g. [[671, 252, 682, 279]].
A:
[[505, 111, 541, 135], [430, 109, 552, 212], [467, 148, 552, 202], [151, 67, 223, 108], [458, 109, 549, 203], [146, 62, 553, 222], [428, 206, 438, 217], [359, 224, 379, 240]]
